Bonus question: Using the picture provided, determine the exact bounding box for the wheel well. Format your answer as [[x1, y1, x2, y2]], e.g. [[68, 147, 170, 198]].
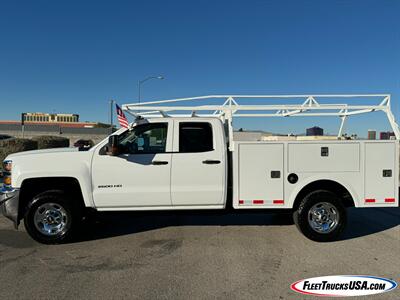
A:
[[293, 180, 355, 210], [19, 177, 85, 220]]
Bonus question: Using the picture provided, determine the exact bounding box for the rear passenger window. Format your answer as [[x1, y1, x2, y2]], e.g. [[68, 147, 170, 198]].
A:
[[179, 122, 213, 153]]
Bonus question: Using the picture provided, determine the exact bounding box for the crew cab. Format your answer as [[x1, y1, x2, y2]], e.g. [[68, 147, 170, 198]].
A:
[[1, 94, 399, 244]]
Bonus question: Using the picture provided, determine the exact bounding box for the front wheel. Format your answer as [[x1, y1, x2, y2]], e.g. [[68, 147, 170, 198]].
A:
[[24, 191, 79, 244], [293, 190, 347, 242]]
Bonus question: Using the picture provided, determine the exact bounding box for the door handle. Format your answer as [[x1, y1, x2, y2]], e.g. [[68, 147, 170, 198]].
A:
[[202, 160, 221, 165], [152, 160, 169, 165]]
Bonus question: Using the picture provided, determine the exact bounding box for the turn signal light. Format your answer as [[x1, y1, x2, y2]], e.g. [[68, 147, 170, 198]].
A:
[[3, 175, 11, 186]]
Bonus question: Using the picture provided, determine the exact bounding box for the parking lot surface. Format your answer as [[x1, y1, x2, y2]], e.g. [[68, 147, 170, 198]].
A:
[[0, 208, 399, 299]]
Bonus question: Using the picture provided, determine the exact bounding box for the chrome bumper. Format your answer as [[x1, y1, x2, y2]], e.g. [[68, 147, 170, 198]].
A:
[[0, 188, 20, 229]]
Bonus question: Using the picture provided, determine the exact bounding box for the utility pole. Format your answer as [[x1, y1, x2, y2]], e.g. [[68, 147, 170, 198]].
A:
[[21, 113, 25, 138]]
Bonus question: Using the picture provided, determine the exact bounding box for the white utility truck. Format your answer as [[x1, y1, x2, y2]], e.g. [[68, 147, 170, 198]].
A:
[[1, 94, 399, 244]]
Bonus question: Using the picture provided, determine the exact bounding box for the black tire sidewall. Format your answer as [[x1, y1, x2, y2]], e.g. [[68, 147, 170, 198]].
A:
[[24, 192, 76, 244], [294, 190, 347, 242]]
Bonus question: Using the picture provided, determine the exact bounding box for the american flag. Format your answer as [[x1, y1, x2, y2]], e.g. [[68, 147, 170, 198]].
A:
[[116, 104, 129, 128]]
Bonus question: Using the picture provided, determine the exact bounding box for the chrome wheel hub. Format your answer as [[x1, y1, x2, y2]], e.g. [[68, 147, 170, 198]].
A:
[[308, 202, 339, 234], [34, 203, 69, 236]]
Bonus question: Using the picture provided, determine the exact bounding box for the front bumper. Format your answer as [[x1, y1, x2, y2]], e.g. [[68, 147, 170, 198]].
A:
[[0, 188, 20, 229]]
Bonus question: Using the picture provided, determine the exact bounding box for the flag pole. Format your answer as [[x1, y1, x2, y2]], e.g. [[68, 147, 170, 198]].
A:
[[109, 99, 115, 134]]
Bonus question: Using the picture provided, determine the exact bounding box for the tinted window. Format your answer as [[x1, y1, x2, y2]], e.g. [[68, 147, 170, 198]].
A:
[[119, 123, 168, 154], [179, 122, 213, 153]]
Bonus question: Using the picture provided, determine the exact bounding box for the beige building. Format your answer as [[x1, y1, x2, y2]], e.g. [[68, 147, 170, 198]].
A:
[[23, 113, 79, 123], [262, 135, 339, 141], [233, 131, 272, 141], [296, 135, 339, 141], [234, 131, 341, 142]]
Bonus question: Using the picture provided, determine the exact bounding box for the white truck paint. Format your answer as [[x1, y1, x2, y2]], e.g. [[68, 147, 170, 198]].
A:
[[5, 118, 398, 210], [1, 94, 399, 243]]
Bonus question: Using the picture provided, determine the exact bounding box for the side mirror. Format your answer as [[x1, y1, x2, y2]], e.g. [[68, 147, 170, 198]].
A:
[[108, 135, 120, 156]]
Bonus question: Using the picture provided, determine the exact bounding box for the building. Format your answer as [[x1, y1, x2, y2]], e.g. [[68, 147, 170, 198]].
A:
[[296, 135, 338, 141], [306, 126, 324, 136], [22, 113, 79, 123], [262, 135, 297, 141], [368, 130, 376, 140], [380, 131, 395, 140], [0, 120, 105, 129], [233, 130, 272, 141]]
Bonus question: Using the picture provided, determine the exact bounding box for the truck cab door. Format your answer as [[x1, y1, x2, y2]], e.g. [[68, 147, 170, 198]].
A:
[[171, 120, 227, 207], [91, 120, 173, 208]]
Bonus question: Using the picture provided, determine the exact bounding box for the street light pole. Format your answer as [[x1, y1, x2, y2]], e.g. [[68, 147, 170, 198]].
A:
[[21, 113, 25, 138], [138, 75, 164, 104]]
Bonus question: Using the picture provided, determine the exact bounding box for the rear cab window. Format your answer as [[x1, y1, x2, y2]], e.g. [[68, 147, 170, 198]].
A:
[[179, 122, 213, 153]]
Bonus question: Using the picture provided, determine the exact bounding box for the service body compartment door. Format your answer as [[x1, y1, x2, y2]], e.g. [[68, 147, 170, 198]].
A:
[[238, 143, 284, 206], [365, 143, 396, 204], [288, 143, 360, 173]]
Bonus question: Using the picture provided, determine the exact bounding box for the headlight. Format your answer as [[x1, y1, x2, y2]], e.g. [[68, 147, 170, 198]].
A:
[[3, 160, 12, 172], [2, 160, 12, 189]]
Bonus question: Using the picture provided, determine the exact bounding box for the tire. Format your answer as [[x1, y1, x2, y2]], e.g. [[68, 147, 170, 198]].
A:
[[24, 191, 80, 244], [293, 190, 346, 242]]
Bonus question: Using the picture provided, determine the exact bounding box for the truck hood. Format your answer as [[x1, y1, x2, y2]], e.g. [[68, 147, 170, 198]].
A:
[[5, 146, 95, 190], [6, 147, 80, 159]]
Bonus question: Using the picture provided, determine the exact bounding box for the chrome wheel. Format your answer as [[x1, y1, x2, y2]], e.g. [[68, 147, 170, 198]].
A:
[[33, 203, 69, 236], [308, 202, 339, 234]]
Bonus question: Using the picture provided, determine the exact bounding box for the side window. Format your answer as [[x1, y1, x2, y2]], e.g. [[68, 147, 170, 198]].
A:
[[179, 122, 213, 153], [119, 123, 168, 154]]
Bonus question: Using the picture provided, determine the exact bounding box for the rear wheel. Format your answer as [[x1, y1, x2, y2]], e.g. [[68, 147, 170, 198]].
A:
[[293, 190, 346, 242], [24, 191, 80, 244]]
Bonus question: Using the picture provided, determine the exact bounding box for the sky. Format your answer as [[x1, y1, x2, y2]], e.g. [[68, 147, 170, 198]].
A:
[[0, 0, 399, 137]]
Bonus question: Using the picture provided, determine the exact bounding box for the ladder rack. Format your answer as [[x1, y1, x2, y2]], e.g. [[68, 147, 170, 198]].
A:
[[122, 94, 400, 150]]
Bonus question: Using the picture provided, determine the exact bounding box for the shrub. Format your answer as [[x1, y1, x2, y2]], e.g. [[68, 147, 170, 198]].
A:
[[0, 138, 38, 162], [31, 136, 70, 149]]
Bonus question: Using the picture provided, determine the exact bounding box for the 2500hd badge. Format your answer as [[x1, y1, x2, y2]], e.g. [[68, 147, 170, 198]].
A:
[[98, 184, 122, 188]]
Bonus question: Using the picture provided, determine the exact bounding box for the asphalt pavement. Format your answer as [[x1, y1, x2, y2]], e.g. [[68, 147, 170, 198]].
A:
[[0, 207, 399, 299]]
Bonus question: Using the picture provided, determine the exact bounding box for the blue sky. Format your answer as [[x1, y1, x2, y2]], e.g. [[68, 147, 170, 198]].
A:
[[0, 0, 399, 136]]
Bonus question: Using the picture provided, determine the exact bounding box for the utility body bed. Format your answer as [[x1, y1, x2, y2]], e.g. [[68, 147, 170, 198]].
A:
[[232, 140, 399, 209]]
